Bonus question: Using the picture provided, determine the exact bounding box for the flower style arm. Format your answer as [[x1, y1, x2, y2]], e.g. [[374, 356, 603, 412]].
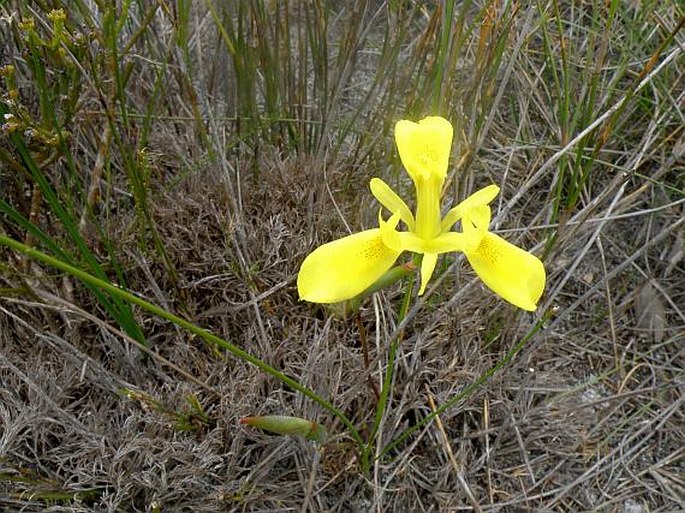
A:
[[370, 178, 415, 230], [441, 184, 500, 233]]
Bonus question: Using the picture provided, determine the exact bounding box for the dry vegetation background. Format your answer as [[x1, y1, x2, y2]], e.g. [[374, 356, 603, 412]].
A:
[[0, 1, 684, 512]]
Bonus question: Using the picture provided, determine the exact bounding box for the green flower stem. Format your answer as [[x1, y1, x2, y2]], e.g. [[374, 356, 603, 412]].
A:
[[378, 311, 549, 460], [0, 234, 363, 447], [347, 262, 415, 312]]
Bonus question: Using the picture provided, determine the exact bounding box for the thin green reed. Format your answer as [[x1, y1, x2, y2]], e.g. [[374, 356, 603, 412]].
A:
[[432, 0, 457, 113]]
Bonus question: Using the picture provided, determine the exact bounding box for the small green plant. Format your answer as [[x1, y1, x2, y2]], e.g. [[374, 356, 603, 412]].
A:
[[0, 7, 146, 345], [120, 388, 215, 432]]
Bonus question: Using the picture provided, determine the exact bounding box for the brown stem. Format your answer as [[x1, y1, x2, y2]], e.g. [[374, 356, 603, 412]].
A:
[[356, 311, 380, 402]]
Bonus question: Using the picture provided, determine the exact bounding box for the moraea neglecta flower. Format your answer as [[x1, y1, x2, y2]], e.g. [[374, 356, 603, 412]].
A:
[[297, 116, 546, 311]]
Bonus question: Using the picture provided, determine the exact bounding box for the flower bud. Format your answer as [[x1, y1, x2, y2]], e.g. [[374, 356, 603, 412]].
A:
[[240, 415, 327, 442]]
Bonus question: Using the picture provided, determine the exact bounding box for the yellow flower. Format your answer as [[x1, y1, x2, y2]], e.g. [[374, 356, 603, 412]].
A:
[[297, 116, 546, 311]]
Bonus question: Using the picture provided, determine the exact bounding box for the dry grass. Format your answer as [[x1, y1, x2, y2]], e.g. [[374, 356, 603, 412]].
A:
[[1, 1, 684, 512]]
